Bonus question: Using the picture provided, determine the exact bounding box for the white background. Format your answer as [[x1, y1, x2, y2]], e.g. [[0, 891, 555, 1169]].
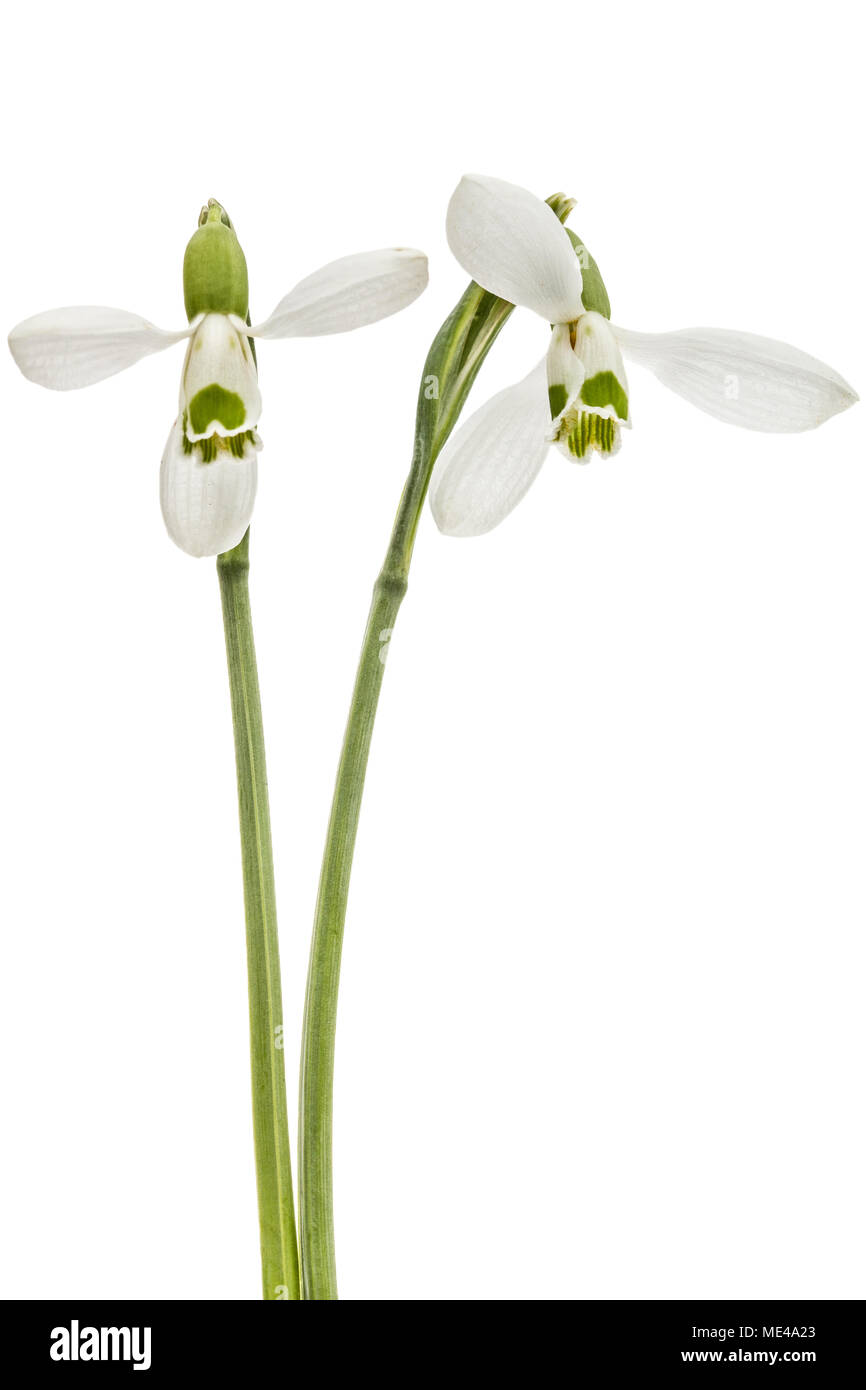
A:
[[2, 0, 863, 1301]]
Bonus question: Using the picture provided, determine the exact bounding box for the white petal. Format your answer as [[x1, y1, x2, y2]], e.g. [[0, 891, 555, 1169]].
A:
[[8, 306, 191, 391], [446, 174, 584, 324], [429, 359, 551, 537], [248, 249, 428, 338], [546, 323, 586, 419], [160, 419, 259, 557], [614, 325, 858, 432], [180, 314, 261, 439]]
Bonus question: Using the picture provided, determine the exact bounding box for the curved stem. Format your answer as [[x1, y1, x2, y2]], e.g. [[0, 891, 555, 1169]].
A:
[[298, 285, 516, 1300], [298, 194, 587, 1299], [218, 529, 300, 1300], [298, 572, 406, 1299]]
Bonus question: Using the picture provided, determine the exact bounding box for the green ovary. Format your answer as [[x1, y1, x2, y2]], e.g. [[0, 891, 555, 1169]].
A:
[[188, 384, 246, 436], [580, 370, 628, 421], [183, 216, 249, 320]]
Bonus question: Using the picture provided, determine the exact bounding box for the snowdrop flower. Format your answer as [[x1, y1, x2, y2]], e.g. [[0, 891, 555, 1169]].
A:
[[431, 175, 857, 537], [9, 200, 428, 556]]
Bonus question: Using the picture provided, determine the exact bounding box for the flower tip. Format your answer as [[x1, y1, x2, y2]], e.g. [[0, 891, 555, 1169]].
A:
[[828, 383, 859, 425], [397, 247, 429, 287], [7, 321, 44, 387], [813, 365, 858, 424], [199, 198, 232, 229], [383, 247, 429, 304], [546, 192, 577, 223], [7, 322, 29, 380]]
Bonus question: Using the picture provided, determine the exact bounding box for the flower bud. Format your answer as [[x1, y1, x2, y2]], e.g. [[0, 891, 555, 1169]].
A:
[[183, 200, 249, 322]]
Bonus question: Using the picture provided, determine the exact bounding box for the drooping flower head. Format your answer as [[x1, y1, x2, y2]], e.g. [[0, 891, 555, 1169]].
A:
[[431, 175, 857, 537], [9, 200, 428, 556]]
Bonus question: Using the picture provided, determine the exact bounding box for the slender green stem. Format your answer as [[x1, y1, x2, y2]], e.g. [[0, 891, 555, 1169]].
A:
[[297, 573, 406, 1299], [298, 286, 518, 1300], [218, 529, 300, 1301], [298, 195, 591, 1300]]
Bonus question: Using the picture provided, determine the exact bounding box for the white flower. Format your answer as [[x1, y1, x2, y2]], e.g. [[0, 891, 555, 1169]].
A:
[[431, 175, 858, 537], [8, 202, 428, 557]]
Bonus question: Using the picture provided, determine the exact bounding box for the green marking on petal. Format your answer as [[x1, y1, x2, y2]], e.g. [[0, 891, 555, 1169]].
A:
[[557, 409, 619, 460], [548, 383, 568, 419], [188, 384, 246, 435], [580, 370, 628, 421], [183, 426, 259, 465], [229, 432, 252, 458]]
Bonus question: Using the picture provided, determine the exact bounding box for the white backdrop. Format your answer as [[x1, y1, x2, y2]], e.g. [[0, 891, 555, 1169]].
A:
[[2, 0, 863, 1301]]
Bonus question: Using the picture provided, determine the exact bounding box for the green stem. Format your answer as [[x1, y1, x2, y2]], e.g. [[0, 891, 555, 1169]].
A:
[[218, 529, 300, 1301], [298, 286, 517, 1301], [298, 194, 590, 1300], [297, 573, 406, 1300]]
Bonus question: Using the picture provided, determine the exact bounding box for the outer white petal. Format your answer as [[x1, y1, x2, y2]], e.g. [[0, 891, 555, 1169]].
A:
[[248, 249, 428, 338], [8, 307, 191, 391], [429, 359, 551, 537], [614, 325, 858, 432], [181, 314, 261, 439], [160, 419, 259, 557], [446, 174, 584, 324]]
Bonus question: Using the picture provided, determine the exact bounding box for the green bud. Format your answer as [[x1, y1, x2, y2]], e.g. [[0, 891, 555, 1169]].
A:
[[183, 199, 249, 322]]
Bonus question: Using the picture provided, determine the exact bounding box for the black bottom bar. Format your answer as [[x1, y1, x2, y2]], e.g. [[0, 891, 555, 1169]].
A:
[[6, 1298, 861, 1375]]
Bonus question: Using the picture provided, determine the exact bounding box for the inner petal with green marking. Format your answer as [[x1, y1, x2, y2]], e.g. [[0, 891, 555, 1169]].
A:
[[181, 421, 260, 464], [180, 313, 262, 442], [551, 407, 621, 461], [572, 311, 630, 426]]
